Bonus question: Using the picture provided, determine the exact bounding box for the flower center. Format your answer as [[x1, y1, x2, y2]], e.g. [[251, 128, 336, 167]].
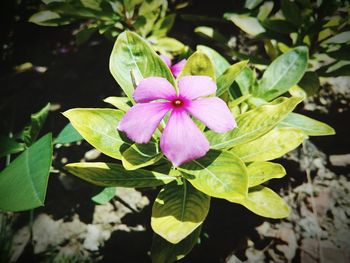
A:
[[172, 99, 184, 107]]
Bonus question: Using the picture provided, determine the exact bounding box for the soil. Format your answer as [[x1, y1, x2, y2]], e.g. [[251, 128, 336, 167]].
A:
[[1, 1, 350, 263]]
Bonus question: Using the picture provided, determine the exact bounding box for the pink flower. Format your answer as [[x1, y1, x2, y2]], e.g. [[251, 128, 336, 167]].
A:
[[118, 76, 236, 166], [160, 55, 186, 78]]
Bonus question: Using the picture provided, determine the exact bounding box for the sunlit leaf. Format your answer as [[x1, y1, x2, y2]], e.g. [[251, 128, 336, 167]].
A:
[[247, 161, 286, 187], [63, 108, 127, 160], [279, 113, 335, 136], [255, 46, 308, 101], [245, 0, 263, 9], [195, 27, 228, 44], [323, 31, 350, 44], [196, 45, 230, 77], [230, 186, 290, 218], [234, 67, 255, 96], [0, 133, 52, 212], [207, 97, 302, 149], [151, 180, 210, 244], [153, 14, 176, 37], [109, 31, 175, 101], [216, 60, 248, 96], [54, 123, 83, 144], [91, 187, 116, 205], [103, 96, 131, 112], [121, 143, 163, 170], [257, 1, 274, 21], [179, 150, 248, 200], [230, 127, 307, 162], [224, 13, 265, 36], [177, 51, 215, 80], [65, 162, 175, 187], [151, 227, 201, 263]]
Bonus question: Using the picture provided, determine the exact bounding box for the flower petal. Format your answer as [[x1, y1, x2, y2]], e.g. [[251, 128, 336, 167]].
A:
[[133, 77, 176, 103], [160, 54, 172, 68], [178, 76, 216, 100], [160, 110, 209, 166], [118, 102, 170, 143], [187, 97, 236, 133], [171, 59, 186, 77]]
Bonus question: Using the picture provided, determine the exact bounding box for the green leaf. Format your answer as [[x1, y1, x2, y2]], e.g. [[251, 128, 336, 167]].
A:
[[109, 31, 175, 101], [257, 1, 274, 21], [121, 143, 163, 170], [207, 96, 302, 149], [63, 108, 127, 160], [262, 19, 297, 34], [255, 46, 308, 101], [151, 37, 186, 56], [194, 27, 228, 44], [231, 186, 290, 218], [177, 51, 215, 80], [103, 96, 131, 112], [0, 133, 52, 212], [65, 162, 175, 187], [91, 187, 116, 205], [29, 10, 62, 26], [80, 0, 102, 11], [281, 0, 301, 26], [279, 112, 335, 136], [0, 136, 25, 158], [54, 123, 83, 144], [224, 13, 265, 36], [151, 227, 201, 263], [298, 71, 320, 96], [323, 31, 350, 44], [153, 14, 176, 37], [247, 162, 286, 187], [151, 180, 210, 244], [196, 45, 230, 77], [230, 127, 307, 162], [76, 27, 97, 45], [234, 67, 255, 95], [179, 150, 248, 200], [22, 103, 50, 146], [216, 60, 249, 96], [245, 0, 263, 9]]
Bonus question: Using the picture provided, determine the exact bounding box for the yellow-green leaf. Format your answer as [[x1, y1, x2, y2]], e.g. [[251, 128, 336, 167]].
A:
[[216, 60, 249, 96], [207, 96, 302, 149], [224, 13, 265, 36], [65, 162, 175, 187], [230, 186, 290, 219], [247, 162, 286, 187], [279, 112, 335, 136], [230, 127, 307, 162], [109, 31, 175, 102], [179, 150, 248, 200], [63, 108, 128, 160], [103, 96, 131, 112], [177, 51, 215, 80], [121, 143, 163, 170], [151, 180, 210, 244], [196, 45, 230, 76]]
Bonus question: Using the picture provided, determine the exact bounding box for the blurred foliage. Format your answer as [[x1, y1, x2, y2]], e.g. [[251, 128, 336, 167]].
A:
[[29, 0, 189, 58], [195, 0, 350, 96]]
